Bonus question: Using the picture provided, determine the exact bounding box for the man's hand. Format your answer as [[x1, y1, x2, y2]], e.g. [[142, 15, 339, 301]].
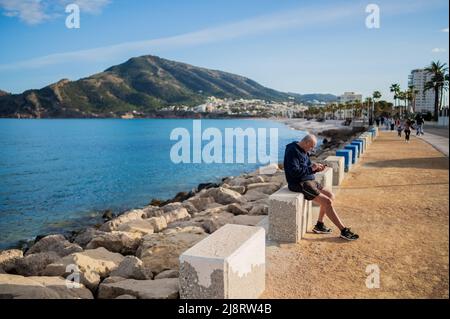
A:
[[312, 163, 326, 173]]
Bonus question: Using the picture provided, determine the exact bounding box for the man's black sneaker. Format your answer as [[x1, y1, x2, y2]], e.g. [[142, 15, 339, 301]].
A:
[[313, 222, 332, 234], [340, 228, 359, 241]]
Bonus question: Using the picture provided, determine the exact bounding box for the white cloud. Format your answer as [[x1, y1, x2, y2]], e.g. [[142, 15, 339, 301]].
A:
[[442, 27, 449, 33], [0, 0, 49, 24], [431, 48, 447, 53], [0, 0, 110, 24]]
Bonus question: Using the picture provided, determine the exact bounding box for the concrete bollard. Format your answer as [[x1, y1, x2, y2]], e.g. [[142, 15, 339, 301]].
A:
[[355, 138, 367, 152], [344, 144, 358, 164], [360, 133, 372, 144], [350, 140, 363, 157], [268, 186, 308, 243], [324, 156, 345, 186], [336, 149, 352, 172], [179, 224, 265, 299]]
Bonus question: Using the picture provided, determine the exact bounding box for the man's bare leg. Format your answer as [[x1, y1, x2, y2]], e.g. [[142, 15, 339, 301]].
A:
[[317, 188, 335, 223], [312, 193, 345, 231]]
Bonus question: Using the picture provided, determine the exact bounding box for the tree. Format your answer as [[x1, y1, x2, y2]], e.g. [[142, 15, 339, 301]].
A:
[[390, 83, 401, 115], [425, 61, 449, 121], [371, 91, 382, 124]]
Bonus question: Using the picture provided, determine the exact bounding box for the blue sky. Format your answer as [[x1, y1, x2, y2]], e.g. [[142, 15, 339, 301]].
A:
[[0, 0, 448, 101]]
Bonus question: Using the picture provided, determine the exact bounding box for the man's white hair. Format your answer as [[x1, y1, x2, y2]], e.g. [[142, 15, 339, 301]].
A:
[[301, 134, 317, 144]]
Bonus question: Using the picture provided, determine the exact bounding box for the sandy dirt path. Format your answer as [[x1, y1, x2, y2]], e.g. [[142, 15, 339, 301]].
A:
[[262, 131, 449, 298]]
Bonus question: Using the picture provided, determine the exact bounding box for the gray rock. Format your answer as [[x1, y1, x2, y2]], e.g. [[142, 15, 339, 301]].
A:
[[201, 212, 235, 233], [97, 278, 179, 299], [99, 209, 147, 232], [0, 274, 93, 299], [115, 294, 137, 299], [232, 215, 266, 226], [0, 249, 23, 273], [14, 252, 61, 276], [137, 227, 207, 275], [25, 234, 83, 257], [154, 269, 179, 279], [73, 228, 104, 248], [43, 247, 124, 291], [110, 256, 153, 280], [227, 203, 249, 215], [86, 231, 142, 255], [201, 187, 246, 205]]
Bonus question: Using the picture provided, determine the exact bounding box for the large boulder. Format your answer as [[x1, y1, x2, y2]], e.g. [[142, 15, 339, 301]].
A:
[[110, 256, 153, 280], [86, 231, 142, 255], [25, 234, 83, 257], [154, 269, 179, 279], [227, 203, 249, 216], [163, 207, 190, 224], [99, 209, 147, 232], [201, 212, 235, 233], [201, 187, 246, 205], [0, 274, 93, 299], [221, 183, 246, 194], [137, 226, 207, 275], [117, 219, 155, 236], [43, 247, 124, 291], [226, 175, 265, 187], [187, 196, 216, 211], [0, 249, 23, 273], [14, 252, 61, 276], [242, 190, 269, 202], [73, 228, 104, 247], [97, 278, 179, 299], [246, 182, 281, 195]]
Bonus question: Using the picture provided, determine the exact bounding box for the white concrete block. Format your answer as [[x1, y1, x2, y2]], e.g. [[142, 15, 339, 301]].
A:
[[268, 186, 307, 243], [179, 224, 265, 299], [324, 156, 345, 186]]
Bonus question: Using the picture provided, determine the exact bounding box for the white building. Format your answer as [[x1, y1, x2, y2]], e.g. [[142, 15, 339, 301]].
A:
[[408, 69, 435, 113], [338, 92, 363, 104]]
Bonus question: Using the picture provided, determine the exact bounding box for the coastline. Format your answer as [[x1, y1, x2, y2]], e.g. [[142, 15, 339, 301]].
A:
[[0, 120, 366, 299]]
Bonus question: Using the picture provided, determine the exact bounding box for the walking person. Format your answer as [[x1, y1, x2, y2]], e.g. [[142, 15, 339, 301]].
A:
[[404, 119, 412, 143], [390, 118, 395, 131], [415, 113, 424, 136], [283, 134, 359, 241], [396, 118, 403, 137]]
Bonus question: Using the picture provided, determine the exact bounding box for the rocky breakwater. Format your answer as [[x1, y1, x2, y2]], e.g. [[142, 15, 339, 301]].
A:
[[0, 164, 287, 299], [0, 128, 362, 299]]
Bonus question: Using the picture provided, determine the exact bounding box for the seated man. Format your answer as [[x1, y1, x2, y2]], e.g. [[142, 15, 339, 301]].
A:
[[283, 134, 359, 241]]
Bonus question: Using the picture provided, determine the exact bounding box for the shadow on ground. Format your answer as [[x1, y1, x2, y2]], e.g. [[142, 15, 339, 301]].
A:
[[364, 157, 449, 170]]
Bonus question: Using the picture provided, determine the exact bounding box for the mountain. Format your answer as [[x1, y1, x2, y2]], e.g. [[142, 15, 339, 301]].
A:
[[0, 55, 337, 118], [0, 89, 9, 97]]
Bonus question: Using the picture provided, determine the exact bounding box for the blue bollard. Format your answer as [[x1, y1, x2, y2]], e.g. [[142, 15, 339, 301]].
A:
[[351, 140, 363, 156], [344, 144, 358, 164], [355, 138, 366, 152], [336, 149, 352, 172]]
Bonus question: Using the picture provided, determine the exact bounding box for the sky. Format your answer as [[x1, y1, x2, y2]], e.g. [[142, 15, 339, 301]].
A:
[[0, 0, 448, 101]]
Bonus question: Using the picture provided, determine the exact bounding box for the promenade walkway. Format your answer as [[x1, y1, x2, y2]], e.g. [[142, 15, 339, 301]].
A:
[[262, 131, 449, 298]]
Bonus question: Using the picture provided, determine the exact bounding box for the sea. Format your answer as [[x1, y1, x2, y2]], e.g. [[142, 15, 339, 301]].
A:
[[0, 118, 314, 249]]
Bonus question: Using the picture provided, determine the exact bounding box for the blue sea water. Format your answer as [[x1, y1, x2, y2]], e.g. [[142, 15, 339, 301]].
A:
[[0, 119, 312, 249]]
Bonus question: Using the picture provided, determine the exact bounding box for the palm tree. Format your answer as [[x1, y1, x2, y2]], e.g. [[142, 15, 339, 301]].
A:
[[372, 91, 382, 122], [425, 61, 449, 121], [390, 83, 401, 116]]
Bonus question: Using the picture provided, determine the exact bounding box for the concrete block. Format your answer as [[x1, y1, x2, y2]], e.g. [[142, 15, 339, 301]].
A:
[[315, 167, 333, 190], [355, 138, 367, 152], [350, 141, 362, 157], [179, 224, 265, 299], [336, 149, 352, 172], [324, 156, 345, 186], [344, 145, 358, 164], [268, 186, 307, 243]]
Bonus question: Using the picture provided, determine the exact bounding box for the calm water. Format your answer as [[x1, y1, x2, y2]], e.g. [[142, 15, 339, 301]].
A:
[[0, 119, 312, 249]]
